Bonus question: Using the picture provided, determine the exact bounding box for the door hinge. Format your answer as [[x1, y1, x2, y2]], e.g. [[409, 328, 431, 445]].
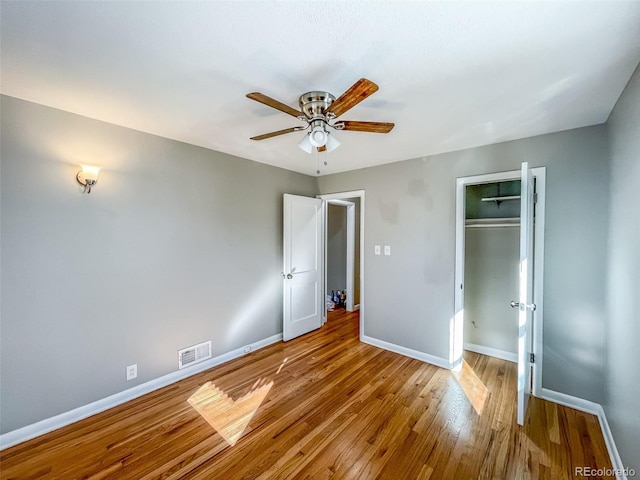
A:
[[529, 353, 535, 363], [533, 192, 538, 204]]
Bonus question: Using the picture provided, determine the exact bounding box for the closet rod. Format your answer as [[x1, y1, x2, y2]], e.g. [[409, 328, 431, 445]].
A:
[[465, 217, 520, 228]]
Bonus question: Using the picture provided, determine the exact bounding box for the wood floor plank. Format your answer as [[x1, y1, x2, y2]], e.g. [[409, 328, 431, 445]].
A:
[[0, 310, 613, 479]]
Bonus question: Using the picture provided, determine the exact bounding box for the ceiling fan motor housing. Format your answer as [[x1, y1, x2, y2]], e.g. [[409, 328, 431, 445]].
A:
[[299, 92, 335, 147], [299, 91, 335, 119]]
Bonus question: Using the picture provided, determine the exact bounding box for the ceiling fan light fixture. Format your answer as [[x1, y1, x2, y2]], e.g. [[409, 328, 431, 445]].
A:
[[325, 132, 340, 153], [298, 133, 314, 153], [308, 126, 328, 147], [297, 131, 341, 154]]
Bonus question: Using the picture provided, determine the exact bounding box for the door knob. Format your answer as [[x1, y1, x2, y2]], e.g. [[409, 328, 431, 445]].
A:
[[510, 301, 520, 308], [287, 273, 293, 279]]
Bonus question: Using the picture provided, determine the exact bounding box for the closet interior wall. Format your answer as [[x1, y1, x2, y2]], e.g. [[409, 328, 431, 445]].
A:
[[463, 181, 521, 360]]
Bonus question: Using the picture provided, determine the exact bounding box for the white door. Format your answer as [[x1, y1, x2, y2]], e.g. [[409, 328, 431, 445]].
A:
[[516, 162, 535, 425], [283, 194, 323, 341]]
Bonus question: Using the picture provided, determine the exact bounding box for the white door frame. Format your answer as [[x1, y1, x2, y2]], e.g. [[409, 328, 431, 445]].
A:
[[453, 168, 546, 396], [317, 190, 365, 340]]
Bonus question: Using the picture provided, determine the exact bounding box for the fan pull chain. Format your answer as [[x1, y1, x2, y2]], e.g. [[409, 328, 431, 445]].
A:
[[316, 152, 328, 175]]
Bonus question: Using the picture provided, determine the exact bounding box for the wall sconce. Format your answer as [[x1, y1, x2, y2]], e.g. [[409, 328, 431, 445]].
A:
[[76, 165, 101, 194]]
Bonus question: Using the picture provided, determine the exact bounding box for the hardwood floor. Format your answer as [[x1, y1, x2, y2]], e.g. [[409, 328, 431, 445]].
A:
[[1, 310, 613, 479]]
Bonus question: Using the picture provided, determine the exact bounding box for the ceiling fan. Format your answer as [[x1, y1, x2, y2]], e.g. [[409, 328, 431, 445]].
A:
[[247, 78, 394, 154]]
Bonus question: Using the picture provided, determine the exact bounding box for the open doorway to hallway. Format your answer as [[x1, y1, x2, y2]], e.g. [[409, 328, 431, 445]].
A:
[[318, 190, 365, 340], [326, 200, 360, 313]]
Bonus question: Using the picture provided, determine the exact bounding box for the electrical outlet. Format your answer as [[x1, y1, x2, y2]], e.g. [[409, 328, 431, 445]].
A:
[[126, 364, 137, 381], [374, 245, 381, 255], [244, 346, 252, 353], [384, 245, 391, 256]]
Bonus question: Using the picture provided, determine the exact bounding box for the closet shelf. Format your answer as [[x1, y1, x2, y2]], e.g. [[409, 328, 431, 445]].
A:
[[480, 195, 521, 203], [465, 217, 520, 228]]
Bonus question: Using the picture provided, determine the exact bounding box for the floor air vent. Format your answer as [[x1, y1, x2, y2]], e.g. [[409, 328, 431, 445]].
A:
[[178, 340, 212, 369]]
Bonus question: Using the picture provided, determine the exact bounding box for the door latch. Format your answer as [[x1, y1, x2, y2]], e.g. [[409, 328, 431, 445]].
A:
[[510, 301, 536, 311]]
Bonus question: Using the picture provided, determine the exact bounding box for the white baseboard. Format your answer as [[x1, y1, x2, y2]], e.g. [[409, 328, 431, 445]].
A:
[[464, 342, 517, 363], [540, 388, 627, 480], [0, 333, 282, 451], [597, 408, 629, 480], [539, 388, 600, 415], [361, 335, 452, 370]]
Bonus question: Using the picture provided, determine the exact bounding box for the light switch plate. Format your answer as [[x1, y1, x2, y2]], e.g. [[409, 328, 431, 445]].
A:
[[374, 245, 381, 255], [384, 245, 391, 256]]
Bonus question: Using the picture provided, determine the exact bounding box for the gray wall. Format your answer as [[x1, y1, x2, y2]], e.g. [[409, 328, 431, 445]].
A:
[[318, 124, 610, 403], [464, 227, 519, 355], [0, 96, 317, 433], [606, 63, 640, 473]]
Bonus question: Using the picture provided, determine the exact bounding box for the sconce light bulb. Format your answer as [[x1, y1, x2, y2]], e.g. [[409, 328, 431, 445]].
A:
[[77, 165, 102, 194]]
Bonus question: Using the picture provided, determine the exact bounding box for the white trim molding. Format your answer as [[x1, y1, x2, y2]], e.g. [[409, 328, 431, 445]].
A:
[[0, 333, 282, 451], [362, 335, 453, 370], [464, 343, 517, 363], [540, 388, 628, 480]]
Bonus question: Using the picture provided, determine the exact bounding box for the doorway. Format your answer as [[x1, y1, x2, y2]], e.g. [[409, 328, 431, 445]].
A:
[[463, 179, 521, 363], [326, 200, 357, 313], [453, 168, 546, 398], [318, 190, 365, 340]]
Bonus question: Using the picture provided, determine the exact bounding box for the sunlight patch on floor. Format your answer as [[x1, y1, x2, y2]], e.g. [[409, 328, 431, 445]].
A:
[[276, 358, 287, 374], [452, 359, 489, 415], [188, 379, 273, 446]]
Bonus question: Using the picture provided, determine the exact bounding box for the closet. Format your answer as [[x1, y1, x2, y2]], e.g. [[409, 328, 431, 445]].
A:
[[463, 180, 520, 362]]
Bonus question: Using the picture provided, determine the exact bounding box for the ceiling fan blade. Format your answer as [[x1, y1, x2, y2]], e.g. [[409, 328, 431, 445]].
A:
[[250, 127, 300, 141], [246, 92, 302, 118], [327, 78, 379, 118], [339, 121, 395, 133]]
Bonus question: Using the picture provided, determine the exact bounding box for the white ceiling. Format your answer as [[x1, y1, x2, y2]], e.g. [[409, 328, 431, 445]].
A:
[[2, 1, 640, 176]]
